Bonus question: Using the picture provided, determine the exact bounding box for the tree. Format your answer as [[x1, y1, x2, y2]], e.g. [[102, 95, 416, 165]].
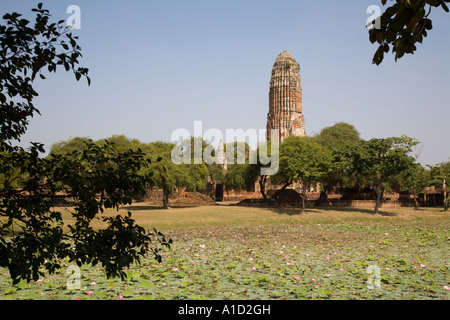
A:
[[154, 137, 211, 208], [429, 161, 450, 211], [49, 137, 91, 156], [142, 141, 175, 209], [0, 3, 90, 144], [223, 163, 258, 192], [333, 136, 417, 214], [314, 122, 360, 205], [247, 140, 279, 201], [274, 136, 331, 213], [399, 162, 430, 209], [0, 4, 171, 284], [314, 122, 360, 151], [222, 142, 258, 193], [223, 164, 247, 192], [369, 0, 450, 65]]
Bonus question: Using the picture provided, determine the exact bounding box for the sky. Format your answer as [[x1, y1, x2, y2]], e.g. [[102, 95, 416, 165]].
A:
[[2, 0, 450, 166]]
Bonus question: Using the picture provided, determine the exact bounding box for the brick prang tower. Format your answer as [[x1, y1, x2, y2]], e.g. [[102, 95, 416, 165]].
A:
[[266, 51, 305, 144]]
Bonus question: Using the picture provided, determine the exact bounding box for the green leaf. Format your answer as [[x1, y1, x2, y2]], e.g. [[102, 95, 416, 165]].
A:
[[27, 291, 42, 299]]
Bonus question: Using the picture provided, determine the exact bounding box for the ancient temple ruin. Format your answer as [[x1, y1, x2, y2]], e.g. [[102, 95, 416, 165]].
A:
[[266, 51, 306, 144]]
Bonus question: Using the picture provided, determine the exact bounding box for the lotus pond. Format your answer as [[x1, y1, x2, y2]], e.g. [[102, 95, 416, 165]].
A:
[[0, 205, 449, 300]]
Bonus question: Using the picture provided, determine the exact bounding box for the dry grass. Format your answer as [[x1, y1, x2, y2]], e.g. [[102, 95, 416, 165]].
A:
[[55, 202, 449, 231]]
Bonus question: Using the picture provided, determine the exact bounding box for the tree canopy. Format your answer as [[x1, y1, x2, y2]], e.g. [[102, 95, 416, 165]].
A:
[[333, 136, 418, 213], [369, 0, 450, 65], [314, 122, 360, 151], [274, 136, 331, 213]]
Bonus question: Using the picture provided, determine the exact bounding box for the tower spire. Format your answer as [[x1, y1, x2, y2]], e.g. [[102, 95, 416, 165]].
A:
[[266, 51, 305, 143]]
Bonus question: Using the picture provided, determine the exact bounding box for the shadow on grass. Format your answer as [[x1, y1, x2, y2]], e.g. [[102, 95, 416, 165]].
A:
[[245, 203, 398, 217], [124, 205, 200, 211], [318, 206, 398, 217], [122, 205, 164, 211], [265, 207, 313, 215]]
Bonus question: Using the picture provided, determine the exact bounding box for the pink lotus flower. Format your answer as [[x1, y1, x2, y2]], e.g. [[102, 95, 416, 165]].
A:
[[286, 262, 291, 266], [305, 253, 310, 257], [190, 260, 196, 265], [90, 281, 97, 286], [172, 267, 179, 272], [199, 244, 206, 249], [293, 276, 300, 281], [317, 282, 322, 286], [326, 256, 331, 260], [339, 268, 344, 272], [421, 264, 426, 268], [86, 290, 94, 296], [444, 285, 449, 291], [118, 295, 124, 300], [252, 266, 257, 271], [386, 267, 391, 271]]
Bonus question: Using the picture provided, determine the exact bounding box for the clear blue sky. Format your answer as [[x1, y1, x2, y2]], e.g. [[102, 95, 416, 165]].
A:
[[3, 0, 450, 166]]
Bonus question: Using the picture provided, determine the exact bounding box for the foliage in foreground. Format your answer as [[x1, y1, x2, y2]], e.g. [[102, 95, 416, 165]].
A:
[[369, 0, 450, 65], [0, 4, 170, 284]]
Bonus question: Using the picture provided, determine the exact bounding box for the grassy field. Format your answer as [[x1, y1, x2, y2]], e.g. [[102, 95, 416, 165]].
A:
[[0, 203, 449, 300]]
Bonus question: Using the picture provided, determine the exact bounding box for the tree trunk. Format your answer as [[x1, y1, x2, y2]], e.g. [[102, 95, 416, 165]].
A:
[[374, 187, 382, 214], [413, 195, 419, 210], [444, 178, 448, 211], [259, 175, 267, 201], [301, 188, 307, 214], [162, 187, 169, 209], [316, 185, 329, 206]]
